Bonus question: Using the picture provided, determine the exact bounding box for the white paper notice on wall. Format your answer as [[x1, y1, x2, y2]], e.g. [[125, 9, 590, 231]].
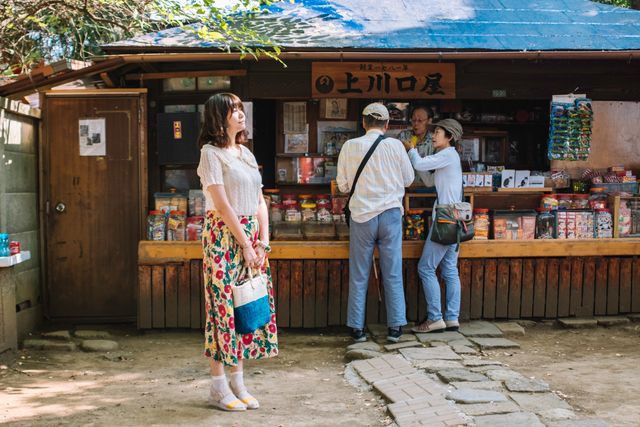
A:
[[79, 118, 106, 156]]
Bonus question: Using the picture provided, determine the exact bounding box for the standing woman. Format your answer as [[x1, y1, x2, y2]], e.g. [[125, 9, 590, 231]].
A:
[[402, 119, 464, 334], [196, 93, 278, 411]]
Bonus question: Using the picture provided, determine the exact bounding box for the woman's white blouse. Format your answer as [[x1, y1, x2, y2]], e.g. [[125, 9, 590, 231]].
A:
[[197, 144, 262, 215]]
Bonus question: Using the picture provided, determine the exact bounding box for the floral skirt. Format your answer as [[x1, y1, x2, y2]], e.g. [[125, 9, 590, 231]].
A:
[[202, 211, 278, 366]]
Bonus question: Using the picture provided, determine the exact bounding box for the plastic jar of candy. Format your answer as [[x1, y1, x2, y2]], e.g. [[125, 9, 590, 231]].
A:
[[270, 203, 284, 222], [167, 210, 186, 241], [263, 188, 281, 205], [404, 210, 425, 240], [472, 208, 490, 240], [147, 210, 166, 241], [595, 208, 613, 238], [301, 203, 317, 222], [535, 208, 555, 239], [298, 194, 314, 206], [572, 194, 590, 209], [589, 188, 608, 210], [285, 204, 302, 222], [315, 194, 331, 206], [186, 216, 204, 241], [540, 194, 558, 210], [0, 233, 9, 257], [557, 194, 573, 209], [282, 194, 298, 207], [316, 202, 333, 223]]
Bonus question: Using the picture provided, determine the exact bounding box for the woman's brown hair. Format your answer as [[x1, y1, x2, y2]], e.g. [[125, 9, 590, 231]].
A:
[[198, 93, 247, 148]]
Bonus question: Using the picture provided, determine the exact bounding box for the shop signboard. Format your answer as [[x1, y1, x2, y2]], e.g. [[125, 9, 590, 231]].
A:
[[312, 62, 455, 99]]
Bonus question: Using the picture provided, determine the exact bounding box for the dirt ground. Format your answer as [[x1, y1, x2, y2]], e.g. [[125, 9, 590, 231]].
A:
[[0, 328, 388, 427], [486, 322, 640, 427], [1, 324, 639, 427]]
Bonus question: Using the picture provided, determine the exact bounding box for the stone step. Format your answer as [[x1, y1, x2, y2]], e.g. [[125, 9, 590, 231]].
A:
[[23, 339, 76, 351]]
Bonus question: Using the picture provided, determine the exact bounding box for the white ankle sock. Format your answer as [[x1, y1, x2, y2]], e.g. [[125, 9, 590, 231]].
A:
[[229, 371, 259, 409], [210, 374, 244, 408]]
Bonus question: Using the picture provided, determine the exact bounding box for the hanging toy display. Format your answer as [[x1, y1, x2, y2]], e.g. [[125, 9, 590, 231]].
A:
[[547, 97, 593, 161]]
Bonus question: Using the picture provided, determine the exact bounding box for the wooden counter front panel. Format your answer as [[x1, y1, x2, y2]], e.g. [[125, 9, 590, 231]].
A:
[[138, 256, 640, 329]]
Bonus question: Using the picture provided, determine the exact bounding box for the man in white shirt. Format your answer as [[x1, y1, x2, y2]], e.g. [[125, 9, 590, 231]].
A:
[[337, 103, 415, 343]]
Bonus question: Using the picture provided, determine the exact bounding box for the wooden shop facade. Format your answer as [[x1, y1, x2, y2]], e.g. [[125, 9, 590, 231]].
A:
[[2, 1, 640, 328]]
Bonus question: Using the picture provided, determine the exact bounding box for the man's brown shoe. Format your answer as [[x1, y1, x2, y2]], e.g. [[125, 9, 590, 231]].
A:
[[411, 319, 446, 333]]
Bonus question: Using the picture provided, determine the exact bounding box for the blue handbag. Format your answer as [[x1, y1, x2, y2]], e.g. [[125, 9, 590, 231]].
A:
[[232, 268, 271, 334]]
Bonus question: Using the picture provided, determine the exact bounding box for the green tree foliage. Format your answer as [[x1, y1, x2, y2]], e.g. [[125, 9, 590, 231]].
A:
[[0, 0, 286, 76], [592, 0, 640, 8]]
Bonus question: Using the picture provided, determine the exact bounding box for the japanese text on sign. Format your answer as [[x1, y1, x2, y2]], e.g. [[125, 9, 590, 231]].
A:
[[312, 63, 455, 99]]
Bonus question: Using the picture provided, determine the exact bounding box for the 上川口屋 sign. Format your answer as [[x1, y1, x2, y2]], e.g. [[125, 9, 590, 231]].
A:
[[312, 62, 455, 99]]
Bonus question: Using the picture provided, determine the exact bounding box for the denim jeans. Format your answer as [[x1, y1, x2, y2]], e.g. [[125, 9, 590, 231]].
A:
[[417, 227, 461, 322], [346, 208, 407, 329]]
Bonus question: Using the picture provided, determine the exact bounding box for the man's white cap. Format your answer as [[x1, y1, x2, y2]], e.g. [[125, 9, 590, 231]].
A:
[[362, 103, 389, 121]]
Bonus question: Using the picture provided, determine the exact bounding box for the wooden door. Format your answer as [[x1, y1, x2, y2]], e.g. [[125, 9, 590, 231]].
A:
[[43, 91, 147, 320]]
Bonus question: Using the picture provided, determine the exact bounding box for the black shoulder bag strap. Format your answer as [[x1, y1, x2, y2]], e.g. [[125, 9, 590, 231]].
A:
[[344, 134, 385, 226]]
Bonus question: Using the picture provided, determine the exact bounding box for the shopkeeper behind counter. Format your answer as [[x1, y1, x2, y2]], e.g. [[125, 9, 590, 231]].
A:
[[398, 105, 436, 187]]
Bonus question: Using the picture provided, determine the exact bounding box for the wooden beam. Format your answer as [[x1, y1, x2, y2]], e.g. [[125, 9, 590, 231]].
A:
[[124, 69, 247, 81], [138, 239, 640, 263]]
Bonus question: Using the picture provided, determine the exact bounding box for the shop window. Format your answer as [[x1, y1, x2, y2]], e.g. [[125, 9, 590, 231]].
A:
[[197, 76, 231, 91], [162, 168, 200, 192], [164, 105, 197, 113], [163, 77, 196, 91]]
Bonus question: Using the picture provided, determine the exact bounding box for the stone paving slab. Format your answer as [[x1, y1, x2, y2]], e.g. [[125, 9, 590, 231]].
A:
[[436, 368, 488, 383], [457, 401, 519, 416], [458, 321, 503, 338], [80, 340, 119, 352], [345, 349, 384, 361], [446, 389, 508, 404], [347, 341, 383, 352], [74, 330, 111, 339], [352, 354, 415, 384], [557, 318, 598, 329], [368, 323, 388, 338], [509, 392, 572, 412], [388, 397, 470, 427], [23, 339, 76, 351], [485, 369, 525, 381], [538, 408, 576, 421], [461, 357, 503, 367], [594, 316, 630, 327], [399, 346, 461, 361], [474, 411, 544, 427], [385, 341, 423, 351], [42, 330, 72, 341], [468, 337, 520, 350], [415, 331, 465, 343], [546, 419, 612, 427], [450, 381, 504, 391], [374, 372, 447, 403], [494, 322, 526, 335], [450, 345, 477, 355], [504, 377, 549, 393], [469, 365, 511, 374], [413, 359, 463, 373], [448, 338, 474, 347]]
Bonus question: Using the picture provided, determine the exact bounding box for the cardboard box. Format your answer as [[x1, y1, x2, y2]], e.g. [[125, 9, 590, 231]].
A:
[[515, 170, 530, 188], [529, 175, 545, 188], [501, 169, 515, 188]]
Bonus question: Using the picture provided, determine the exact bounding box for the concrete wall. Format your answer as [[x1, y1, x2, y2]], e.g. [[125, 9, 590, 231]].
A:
[[0, 97, 41, 347]]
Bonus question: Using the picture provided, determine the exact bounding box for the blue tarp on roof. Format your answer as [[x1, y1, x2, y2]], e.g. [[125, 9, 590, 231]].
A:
[[107, 0, 640, 51]]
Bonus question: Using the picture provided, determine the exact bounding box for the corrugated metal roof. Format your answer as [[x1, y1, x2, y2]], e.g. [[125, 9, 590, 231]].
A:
[[106, 0, 640, 51]]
